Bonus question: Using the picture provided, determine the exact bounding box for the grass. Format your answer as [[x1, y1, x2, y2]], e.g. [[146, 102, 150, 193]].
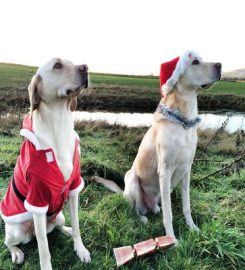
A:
[[0, 63, 244, 268], [0, 62, 245, 96], [91, 74, 158, 88], [0, 63, 36, 88], [0, 117, 244, 270], [208, 81, 245, 96], [0, 62, 245, 113], [0, 63, 244, 116]]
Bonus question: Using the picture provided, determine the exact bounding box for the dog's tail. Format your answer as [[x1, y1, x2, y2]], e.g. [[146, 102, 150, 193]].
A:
[[92, 176, 123, 193]]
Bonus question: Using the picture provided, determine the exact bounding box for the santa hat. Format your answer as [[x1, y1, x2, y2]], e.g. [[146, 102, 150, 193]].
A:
[[160, 51, 201, 96]]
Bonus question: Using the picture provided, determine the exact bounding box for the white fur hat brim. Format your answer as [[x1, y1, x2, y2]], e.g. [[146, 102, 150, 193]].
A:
[[161, 51, 202, 95]]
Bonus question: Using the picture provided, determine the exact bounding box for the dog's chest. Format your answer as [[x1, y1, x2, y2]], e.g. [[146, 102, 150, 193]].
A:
[[37, 134, 76, 182], [170, 129, 197, 188], [56, 156, 74, 182], [52, 146, 75, 182], [175, 128, 197, 164]]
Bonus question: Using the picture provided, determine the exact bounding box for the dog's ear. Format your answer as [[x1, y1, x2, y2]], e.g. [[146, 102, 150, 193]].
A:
[[70, 97, 77, 112], [28, 74, 42, 117]]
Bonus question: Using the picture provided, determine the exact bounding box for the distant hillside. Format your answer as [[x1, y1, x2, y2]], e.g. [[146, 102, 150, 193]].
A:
[[222, 68, 245, 80]]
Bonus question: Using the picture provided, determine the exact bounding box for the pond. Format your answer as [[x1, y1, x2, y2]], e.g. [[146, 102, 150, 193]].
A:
[[73, 111, 245, 133]]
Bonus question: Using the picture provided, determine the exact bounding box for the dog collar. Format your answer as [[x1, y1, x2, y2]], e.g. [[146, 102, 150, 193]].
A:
[[156, 103, 201, 129]]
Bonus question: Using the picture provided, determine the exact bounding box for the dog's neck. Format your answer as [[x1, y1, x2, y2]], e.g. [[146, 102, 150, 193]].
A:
[[32, 100, 74, 150], [161, 86, 198, 119], [32, 100, 76, 181]]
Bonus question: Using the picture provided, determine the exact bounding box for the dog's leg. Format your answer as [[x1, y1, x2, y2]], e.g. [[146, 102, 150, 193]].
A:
[[181, 172, 199, 231], [47, 212, 73, 236], [4, 221, 34, 264], [143, 191, 160, 215], [147, 197, 161, 215], [33, 213, 52, 270], [124, 169, 148, 224], [5, 224, 25, 264], [157, 142, 177, 240], [158, 164, 176, 238], [56, 212, 73, 236], [68, 195, 91, 263]]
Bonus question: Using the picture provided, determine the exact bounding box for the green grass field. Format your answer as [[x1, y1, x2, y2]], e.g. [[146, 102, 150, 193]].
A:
[[0, 63, 36, 88], [0, 117, 244, 270], [0, 63, 245, 96], [0, 63, 244, 269], [210, 81, 245, 96]]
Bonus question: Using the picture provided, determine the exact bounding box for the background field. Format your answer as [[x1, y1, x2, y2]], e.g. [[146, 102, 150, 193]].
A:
[[0, 63, 245, 95], [0, 63, 245, 114]]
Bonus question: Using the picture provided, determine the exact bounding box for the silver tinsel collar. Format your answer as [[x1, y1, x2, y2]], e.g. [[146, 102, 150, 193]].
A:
[[156, 103, 201, 129]]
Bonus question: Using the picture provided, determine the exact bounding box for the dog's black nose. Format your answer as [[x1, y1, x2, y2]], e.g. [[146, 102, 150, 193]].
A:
[[79, 64, 88, 73], [215, 63, 222, 71]]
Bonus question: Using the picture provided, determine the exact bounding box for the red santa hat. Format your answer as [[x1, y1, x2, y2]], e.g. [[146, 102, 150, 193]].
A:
[[160, 51, 201, 96]]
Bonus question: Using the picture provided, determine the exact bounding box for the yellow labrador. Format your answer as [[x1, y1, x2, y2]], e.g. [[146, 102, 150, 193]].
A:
[[1, 58, 91, 269], [95, 51, 222, 242]]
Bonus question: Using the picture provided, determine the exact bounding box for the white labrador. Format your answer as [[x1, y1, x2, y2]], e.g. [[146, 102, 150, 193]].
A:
[[0, 58, 91, 269], [95, 51, 222, 242]]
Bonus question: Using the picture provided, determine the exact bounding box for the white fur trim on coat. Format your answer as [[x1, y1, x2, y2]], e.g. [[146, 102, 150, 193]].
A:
[[69, 178, 85, 196], [0, 211, 33, 224], [20, 129, 42, 150], [24, 200, 49, 214]]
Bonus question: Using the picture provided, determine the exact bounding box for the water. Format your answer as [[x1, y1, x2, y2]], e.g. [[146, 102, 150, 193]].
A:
[[199, 113, 245, 133], [73, 111, 245, 133]]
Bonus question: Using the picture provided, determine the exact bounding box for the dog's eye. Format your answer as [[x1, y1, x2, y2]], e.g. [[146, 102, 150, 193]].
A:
[[53, 62, 63, 69], [192, 59, 200, 65]]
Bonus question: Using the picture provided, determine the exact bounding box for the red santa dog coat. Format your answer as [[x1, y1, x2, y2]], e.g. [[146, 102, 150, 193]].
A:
[[0, 115, 84, 224]]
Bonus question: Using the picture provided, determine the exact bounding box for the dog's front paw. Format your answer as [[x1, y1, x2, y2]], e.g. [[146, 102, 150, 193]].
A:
[[165, 234, 179, 246], [40, 261, 52, 270], [191, 224, 200, 232], [187, 221, 200, 232], [74, 240, 91, 263], [59, 226, 73, 237], [173, 237, 179, 246]]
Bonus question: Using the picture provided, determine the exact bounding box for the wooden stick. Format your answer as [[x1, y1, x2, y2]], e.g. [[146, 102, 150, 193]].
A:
[[198, 151, 245, 181]]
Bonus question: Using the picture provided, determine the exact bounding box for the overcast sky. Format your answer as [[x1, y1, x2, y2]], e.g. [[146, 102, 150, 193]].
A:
[[0, 0, 244, 75]]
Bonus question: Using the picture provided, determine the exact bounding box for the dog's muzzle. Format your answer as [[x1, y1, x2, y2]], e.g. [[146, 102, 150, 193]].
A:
[[201, 62, 222, 89], [215, 62, 222, 81], [66, 65, 89, 97]]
